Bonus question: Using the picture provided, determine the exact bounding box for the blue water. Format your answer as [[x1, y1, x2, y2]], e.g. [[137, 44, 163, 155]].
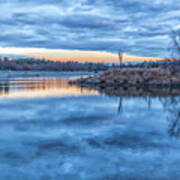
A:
[[0, 76, 180, 180]]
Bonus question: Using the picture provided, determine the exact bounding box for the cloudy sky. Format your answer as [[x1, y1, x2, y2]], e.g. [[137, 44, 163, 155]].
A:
[[0, 0, 180, 61]]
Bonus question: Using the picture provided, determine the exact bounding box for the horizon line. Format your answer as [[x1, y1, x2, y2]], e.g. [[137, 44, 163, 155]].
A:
[[0, 47, 166, 63]]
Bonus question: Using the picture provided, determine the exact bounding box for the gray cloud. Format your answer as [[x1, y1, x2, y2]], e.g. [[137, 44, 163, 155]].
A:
[[0, 0, 180, 57]]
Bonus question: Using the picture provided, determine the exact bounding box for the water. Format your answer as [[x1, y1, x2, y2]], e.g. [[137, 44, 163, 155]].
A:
[[0, 74, 180, 180]]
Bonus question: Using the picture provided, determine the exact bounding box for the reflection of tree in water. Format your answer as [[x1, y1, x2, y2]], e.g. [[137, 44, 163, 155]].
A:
[[0, 79, 10, 95], [117, 96, 153, 115], [117, 94, 180, 138], [160, 96, 180, 137], [117, 97, 123, 114]]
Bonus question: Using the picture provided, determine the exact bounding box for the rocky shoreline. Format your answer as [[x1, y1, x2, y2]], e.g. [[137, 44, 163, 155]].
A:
[[69, 67, 180, 96]]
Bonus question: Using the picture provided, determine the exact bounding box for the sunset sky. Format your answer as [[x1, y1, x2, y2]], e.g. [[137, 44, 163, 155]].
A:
[[0, 47, 165, 62], [0, 0, 180, 62]]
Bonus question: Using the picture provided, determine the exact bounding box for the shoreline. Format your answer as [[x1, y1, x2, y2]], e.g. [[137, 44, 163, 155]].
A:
[[75, 85, 180, 97], [69, 67, 180, 96]]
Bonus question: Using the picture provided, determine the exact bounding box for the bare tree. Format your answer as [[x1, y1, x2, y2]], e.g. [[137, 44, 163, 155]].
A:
[[170, 30, 180, 59], [166, 30, 180, 74], [118, 52, 123, 67]]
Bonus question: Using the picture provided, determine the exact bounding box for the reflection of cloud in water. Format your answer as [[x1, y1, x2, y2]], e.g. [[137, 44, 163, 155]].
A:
[[0, 88, 180, 179], [0, 78, 98, 98], [1, 77, 180, 179]]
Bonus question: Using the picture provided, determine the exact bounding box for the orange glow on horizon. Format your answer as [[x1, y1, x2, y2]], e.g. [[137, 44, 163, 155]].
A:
[[0, 47, 165, 63]]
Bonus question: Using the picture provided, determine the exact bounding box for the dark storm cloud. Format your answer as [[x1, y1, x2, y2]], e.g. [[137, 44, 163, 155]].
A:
[[0, 0, 180, 57]]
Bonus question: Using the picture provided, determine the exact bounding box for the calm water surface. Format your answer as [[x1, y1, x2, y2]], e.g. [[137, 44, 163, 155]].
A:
[[0, 75, 180, 180]]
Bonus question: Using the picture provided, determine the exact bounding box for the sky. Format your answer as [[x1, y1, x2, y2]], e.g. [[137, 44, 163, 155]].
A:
[[0, 0, 180, 62]]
